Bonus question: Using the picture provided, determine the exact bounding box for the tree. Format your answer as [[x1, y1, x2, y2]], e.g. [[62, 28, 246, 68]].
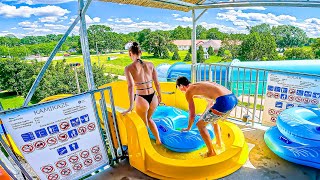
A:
[[196, 25, 207, 39], [219, 38, 241, 59], [221, 50, 232, 62], [271, 25, 308, 51], [239, 32, 277, 61], [142, 31, 171, 59], [311, 38, 320, 58], [137, 29, 151, 45], [206, 28, 227, 40], [249, 23, 271, 34], [197, 45, 205, 63], [284, 47, 315, 60], [184, 52, 191, 61], [188, 46, 192, 53], [172, 50, 181, 60], [207, 46, 214, 55], [171, 26, 192, 40]]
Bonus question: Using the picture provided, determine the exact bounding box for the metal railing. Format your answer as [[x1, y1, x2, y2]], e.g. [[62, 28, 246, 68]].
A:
[[193, 63, 320, 125]]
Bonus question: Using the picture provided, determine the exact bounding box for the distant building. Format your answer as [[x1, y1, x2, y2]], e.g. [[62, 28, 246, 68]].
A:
[[125, 42, 133, 50], [172, 40, 222, 53]]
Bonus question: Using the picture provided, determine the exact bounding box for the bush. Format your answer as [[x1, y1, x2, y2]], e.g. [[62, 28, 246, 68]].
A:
[[208, 46, 215, 55], [283, 47, 315, 60], [172, 50, 181, 60], [184, 52, 191, 61], [197, 45, 205, 63]]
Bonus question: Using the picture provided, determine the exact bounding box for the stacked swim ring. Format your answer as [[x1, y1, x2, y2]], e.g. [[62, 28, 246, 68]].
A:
[[149, 106, 215, 152], [264, 107, 320, 169]]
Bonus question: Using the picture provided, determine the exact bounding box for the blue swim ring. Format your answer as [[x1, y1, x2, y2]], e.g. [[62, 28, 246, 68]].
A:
[[148, 106, 215, 152], [277, 107, 320, 146], [264, 126, 320, 169]]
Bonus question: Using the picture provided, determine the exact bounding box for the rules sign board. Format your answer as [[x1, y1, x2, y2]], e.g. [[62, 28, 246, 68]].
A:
[[262, 72, 320, 126], [0, 93, 109, 180]]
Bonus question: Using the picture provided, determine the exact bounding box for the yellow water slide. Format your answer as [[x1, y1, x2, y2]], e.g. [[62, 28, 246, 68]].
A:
[[98, 81, 249, 179]]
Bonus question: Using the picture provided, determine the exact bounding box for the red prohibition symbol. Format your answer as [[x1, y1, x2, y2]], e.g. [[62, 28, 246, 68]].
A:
[[84, 158, 93, 167], [80, 150, 90, 159], [34, 140, 46, 150], [60, 168, 71, 176], [94, 154, 102, 162], [55, 160, 67, 169], [91, 145, 100, 154], [87, 122, 96, 131], [77, 126, 87, 135], [21, 144, 34, 153], [47, 173, 59, 180], [72, 163, 83, 171], [46, 137, 58, 146], [57, 133, 69, 142], [41, 165, 54, 174], [59, 121, 70, 131], [68, 155, 79, 164]]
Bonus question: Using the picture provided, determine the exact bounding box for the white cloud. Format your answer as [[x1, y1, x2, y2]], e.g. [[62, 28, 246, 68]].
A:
[[85, 15, 101, 24], [290, 19, 320, 37], [175, 16, 192, 22], [0, 3, 70, 18], [2, 31, 9, 33], [103, 21, 172, 33], [18, 21, 39, 29], [305, 18, 320, 25], [44, 24, 68, 30], [232, 19, 249, 28], [172, 14, 180, 18], [223, 7, 266, 11], [38, 16, 58, 23], [114, 18, 133, 23], [199, 22, 248, 34], [11, 27, 17, 30], [107, 18, 114, 22], [18, 0, 76, 5]]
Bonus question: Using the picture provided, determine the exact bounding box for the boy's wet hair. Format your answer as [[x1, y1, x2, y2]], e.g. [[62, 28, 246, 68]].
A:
[[176, 76, 191, 88], [129, 42, 141, 55]]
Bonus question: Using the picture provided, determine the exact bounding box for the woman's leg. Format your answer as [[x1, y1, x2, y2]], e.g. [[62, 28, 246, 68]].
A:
[[147, 94, 161, 144]]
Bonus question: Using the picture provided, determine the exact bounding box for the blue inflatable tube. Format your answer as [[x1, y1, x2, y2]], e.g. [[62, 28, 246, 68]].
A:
[[149, 106, 215, 152], [264, 126, 320, 169], [277, 107, 320, 146]]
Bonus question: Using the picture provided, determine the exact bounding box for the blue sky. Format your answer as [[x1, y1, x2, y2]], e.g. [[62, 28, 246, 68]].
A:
[[1, 0, 320, 38]]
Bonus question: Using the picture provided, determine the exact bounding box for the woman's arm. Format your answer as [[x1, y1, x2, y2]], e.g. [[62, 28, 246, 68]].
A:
[[152, 64, 162, 103], [122, 66, 134, 115]]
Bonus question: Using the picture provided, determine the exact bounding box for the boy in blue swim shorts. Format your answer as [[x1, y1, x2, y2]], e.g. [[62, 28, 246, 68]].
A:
[[176, 76, 238, 157]]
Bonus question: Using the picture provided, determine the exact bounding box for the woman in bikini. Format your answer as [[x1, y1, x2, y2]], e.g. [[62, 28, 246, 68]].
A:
[[122, 42, 162, 145]]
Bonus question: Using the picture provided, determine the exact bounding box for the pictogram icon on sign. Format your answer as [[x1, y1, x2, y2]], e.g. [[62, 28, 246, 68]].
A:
[[35, 128, 48, 138], [59, 121, 70, 131], [55, 160, 67, 169], [72, 163, 83, 171], [77, 126, 87, 135], [46, 137, 58, 146], [274, 93, 280, 99], [21, 132, 35, 142], [47, 125, 59, 135], [70, 117, 80, 127], [47, 173, 59, 180], [57, 147, 68, 156], [268, 109, 275, 115], [41, 165, 54, 174], [87, 123, 96, 131], [67, 129, 78, 138], [84, 158, 93, 167], [34, 140, 46, 150], [303, 98, 310, 104], [80, 114, 90, 123], [68, 155, 79, 164], [295, 96, 302, 102], [94, 154, 102, 162], [275, 110, 282, 115], [58, 133, 69, 142], [271, 117, 277, 122], [91, 145, 100, 154], [80, 150, 90, 159], [267, 91, 273, 98], [60, 168, 71, 176], [289, 88, 296, 95], [21, 144, 34, 153], [311, 99, 319, 105], [288, 95, 294, 101]]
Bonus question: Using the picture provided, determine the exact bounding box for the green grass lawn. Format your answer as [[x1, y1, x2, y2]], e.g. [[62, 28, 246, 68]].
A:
[[61, 51, 224, 75], [0, 91, 34, 110]]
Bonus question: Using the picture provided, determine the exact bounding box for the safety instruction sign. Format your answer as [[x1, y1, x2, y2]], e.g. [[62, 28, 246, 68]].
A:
[[262, 72, 320, 126], [0, 93, 109, 180]]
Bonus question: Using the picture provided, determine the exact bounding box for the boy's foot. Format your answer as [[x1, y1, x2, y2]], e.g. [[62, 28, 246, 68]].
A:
[[201, 151, 216, 158]]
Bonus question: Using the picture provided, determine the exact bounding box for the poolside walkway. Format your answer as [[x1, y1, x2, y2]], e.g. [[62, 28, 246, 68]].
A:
[[90, 122, 320, 180]]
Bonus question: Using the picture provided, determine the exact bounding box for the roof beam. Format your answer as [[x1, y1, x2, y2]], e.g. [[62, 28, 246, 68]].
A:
[[152, 0, 196, 7], [195, 1, 320, 9]]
